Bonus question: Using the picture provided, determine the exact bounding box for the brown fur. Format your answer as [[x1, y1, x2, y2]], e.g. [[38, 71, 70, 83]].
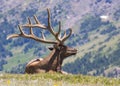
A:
[[25, 45, 77, 74]]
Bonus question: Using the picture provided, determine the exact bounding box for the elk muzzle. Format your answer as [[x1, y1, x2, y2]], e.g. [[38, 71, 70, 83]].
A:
[[64, 47, 77, 57]]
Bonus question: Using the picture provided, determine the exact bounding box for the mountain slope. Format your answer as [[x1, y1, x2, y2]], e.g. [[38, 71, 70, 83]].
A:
[[63, 15, 120, 77]]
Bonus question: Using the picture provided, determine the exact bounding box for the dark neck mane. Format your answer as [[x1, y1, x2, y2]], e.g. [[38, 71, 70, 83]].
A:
[[44, 49, 61, 71]]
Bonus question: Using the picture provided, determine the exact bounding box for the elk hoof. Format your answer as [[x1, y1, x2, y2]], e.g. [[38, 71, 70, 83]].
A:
[[60, 71, 68, 75]]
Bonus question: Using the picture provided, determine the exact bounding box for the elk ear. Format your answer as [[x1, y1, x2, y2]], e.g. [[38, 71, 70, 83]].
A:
[[48, 47, 54, 51]]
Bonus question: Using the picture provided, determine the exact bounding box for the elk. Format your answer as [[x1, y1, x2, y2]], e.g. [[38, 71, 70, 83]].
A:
[[7, 9, 77, 74]]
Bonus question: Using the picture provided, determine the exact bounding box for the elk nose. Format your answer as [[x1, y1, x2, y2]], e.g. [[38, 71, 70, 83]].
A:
[[74, 48, 77, 52]]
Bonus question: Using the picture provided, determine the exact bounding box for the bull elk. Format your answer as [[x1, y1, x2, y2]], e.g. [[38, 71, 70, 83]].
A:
[[7, 8, 77, 74]]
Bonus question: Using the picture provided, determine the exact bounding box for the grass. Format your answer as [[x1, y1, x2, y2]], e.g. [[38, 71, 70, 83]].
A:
[[0, 73, 120, 86]]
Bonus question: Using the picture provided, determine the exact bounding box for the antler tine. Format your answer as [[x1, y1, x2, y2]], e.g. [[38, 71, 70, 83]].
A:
[[7, 33, 20, 40], [27, 17, 34, 35], [28, 17, 31, 25], [61, 28, 72, 43], [22, 17, 32, 28], [18, 25, 24, 34], [47, 8, 56, 35], [33, 15, 47, 29], [40, 31, 46, 40], [7, 25, 24, 40], [56, 21, 61, 36], [22, 16, 47, 29], [33, 15, 40, 24]]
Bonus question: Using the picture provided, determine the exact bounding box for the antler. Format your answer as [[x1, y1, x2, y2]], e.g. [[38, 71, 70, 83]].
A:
[[46, 9, 72, 44], [7, 24, 57, 44], [7, 8, 72, 44]]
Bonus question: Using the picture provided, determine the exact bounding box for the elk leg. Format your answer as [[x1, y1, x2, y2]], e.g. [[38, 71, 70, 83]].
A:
[[36, 69, 46, 73], [61, 70, 68, 75], [56, 55, 62, 72], [56, 65, 61, 72]]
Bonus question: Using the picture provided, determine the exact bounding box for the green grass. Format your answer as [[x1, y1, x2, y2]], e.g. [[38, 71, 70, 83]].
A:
[[0, 73, 120, 86]]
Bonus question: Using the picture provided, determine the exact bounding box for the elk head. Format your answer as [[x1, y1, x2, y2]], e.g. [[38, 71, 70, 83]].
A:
[[7, 8, 77, 73], [48, 44, 77, 58]]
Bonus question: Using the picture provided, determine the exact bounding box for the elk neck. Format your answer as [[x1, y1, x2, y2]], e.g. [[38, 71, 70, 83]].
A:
[[44, 48, 61, 65]]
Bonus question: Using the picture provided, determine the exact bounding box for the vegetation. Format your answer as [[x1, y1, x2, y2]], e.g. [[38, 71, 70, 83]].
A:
[[0, 73, 120, 86]]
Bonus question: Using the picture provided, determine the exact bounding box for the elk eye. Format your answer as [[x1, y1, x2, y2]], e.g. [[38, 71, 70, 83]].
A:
[[48, 47, 54, 51]]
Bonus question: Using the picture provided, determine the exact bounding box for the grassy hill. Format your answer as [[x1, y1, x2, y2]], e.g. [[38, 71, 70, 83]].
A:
[[0, 73, 120, 86]]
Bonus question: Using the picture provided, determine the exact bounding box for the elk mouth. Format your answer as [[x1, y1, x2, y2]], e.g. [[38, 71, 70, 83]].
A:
[[68, 49, 77, 55], [72, 49, 77, 55]]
